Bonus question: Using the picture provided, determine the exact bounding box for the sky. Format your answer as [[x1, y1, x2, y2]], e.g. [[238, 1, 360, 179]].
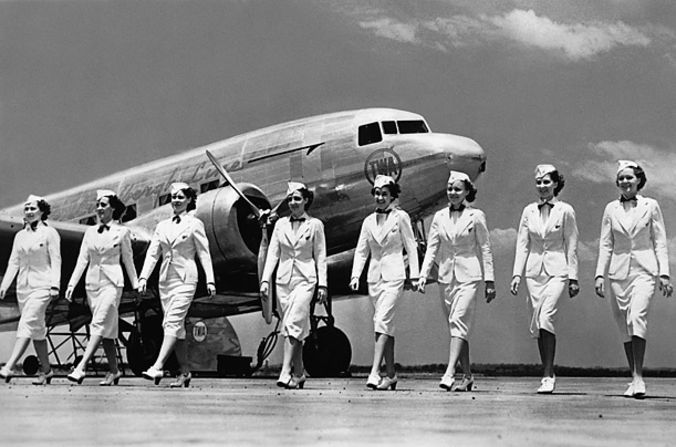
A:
[[1, 0, 676, 368]]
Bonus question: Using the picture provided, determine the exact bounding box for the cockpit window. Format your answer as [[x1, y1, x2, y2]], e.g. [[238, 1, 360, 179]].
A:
[[397, 120, 429, 134], [382, 121, 397, 135], [358, 122, 382, 146]]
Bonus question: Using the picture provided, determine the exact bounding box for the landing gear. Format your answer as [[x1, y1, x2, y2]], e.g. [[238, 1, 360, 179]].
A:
[[22, 355, 40, 375], [126, 302, 178, 376], [302, 294, 351, 377]]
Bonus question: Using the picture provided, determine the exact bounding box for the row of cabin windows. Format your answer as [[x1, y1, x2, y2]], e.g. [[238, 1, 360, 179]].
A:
[[358, 120, 429, 146], [77, 179, 221, 225]]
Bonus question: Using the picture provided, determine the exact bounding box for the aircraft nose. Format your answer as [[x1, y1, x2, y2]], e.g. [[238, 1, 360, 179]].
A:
[[433, 133, 487, 178]]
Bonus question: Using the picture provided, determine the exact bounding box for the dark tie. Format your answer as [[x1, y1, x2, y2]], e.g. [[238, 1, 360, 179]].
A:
[[449, 204, 465, 213], [27, 221, 39, 231], [620, 196, 637, 204], [538, 201, 554, 210], [375, 209, 391, 215], [289, 217, 306, 223], [172, 215, 181, 224], [97, 224, 110, 234]]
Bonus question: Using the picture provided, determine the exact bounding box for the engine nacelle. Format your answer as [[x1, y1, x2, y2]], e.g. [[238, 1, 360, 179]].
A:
[[194, 184, 270, 278]]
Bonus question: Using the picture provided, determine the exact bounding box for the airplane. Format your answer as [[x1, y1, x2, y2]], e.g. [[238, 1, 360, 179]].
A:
[[0, 107, 486, 378]]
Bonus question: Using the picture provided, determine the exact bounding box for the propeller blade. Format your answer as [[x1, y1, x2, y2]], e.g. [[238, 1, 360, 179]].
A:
[[205, 150, 264, 219]]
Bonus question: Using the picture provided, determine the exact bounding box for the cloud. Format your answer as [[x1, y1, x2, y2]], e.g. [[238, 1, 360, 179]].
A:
[[352, 7, 658, 61], [572, 140, 676, 201], [486, 9, 651, 60], [490, 227, 517, 257]]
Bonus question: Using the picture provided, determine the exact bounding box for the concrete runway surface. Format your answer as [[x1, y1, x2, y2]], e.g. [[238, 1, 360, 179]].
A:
[[1, 375, 675, 446]]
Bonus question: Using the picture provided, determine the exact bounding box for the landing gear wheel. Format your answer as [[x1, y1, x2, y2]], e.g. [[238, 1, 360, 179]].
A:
[[303, 326, 351, 378], [22, 355, 39, 375], [126, 314, 177, 376]]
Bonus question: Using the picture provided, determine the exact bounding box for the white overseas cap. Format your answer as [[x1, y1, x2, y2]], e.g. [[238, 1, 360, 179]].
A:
[[373, 175, 395, 189], [617, 160, 639, 174], [534, 164, 557, 179], [96, 189, 117, 200], [286, 181, 306, 196], [171, 182, 191, 194], [24, 194, 45, 204], [447, 170, 472, 186]]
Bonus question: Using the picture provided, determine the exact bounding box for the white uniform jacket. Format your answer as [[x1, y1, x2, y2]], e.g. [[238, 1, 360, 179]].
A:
[[68, 223, 138, 290], [261, 214, 327, 287], [140, 213, 215, 285], [420, 207, 494, 283], [0, 222, 61, 294], [351, 208, 420, 283], [512, 199, 579, 280], [595, 196, 669, 280]]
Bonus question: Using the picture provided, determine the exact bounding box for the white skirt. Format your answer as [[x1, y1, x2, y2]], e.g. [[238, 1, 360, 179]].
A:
[[16, 289, 51, 340], [368, 279, 405, 336], [609, 268, 655, 342], [86, 285, 122, 339], [525, 274, 567, 338], [159, 273, 196, 340], [438, 279, 480, 341], [276, 274, 315, 341]]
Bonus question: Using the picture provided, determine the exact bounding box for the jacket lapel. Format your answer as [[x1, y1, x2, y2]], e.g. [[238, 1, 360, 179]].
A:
[[629, 196, 650, 236], [374, 212, 397, 245], [286, 214, 310, 246], [543, 202, 562, 235], [611, 201, 632, 235], [452, 209, 474, 240]]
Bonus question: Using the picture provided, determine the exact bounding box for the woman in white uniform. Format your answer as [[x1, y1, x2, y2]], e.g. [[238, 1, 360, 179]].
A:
[[510, 164, 579, 394], [139, 182, 216, 388], [65, 190, 139, 385], [260, 182, 328, 389], [594, 160, 672, 398], [0, 195, 61, 385], [418, 171, 495, 392], [350, 175, 419, 391]]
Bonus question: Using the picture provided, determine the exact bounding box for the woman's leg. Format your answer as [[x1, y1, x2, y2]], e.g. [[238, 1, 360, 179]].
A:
[[4, 337, 31, 371], [74, 334, 102, 372], [290, 337, 303, 375], [383, 335, 395, 378], [101, 338, 119, 373], [458, 340, 471, 376], [444, 337, 465, 377], [173, 339, 190, 374], [152, 335, 178, 370], [631, 336, 646, 380], [539, 329, 556, 378], [32, 339, 51, 373], [371, 332, 387, 377]]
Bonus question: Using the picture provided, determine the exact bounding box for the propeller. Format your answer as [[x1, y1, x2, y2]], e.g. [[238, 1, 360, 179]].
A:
[[205, 150, 283, 324]]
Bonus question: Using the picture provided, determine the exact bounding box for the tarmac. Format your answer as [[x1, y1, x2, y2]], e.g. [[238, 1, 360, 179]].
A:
[[1, 375, 675, 446]]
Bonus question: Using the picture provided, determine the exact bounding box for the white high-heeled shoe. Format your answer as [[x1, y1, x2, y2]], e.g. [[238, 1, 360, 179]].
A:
[[142, 366, 164, 385], [633, 379, 646, 399], [439, 374, 455, 391], [67, 368, 86, 385], [169, 372, 192, 388], [376, 375, 398, 391], [33, 369, 54, 386], [0, 366, 14, 384], [366, 373, 381, 389], [536, 376, 556, 394], [99, 370, 123, 386], [452, 375, 475, 392], [276, 371, 292, 388]]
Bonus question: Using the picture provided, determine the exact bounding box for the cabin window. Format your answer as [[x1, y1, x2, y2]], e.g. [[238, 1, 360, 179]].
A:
[[358, 122, 382, 146], [200, 180, 220, 193], [382, 121, 397, 135], [121, 204, 137, 222], [78, 215, 97, 226], [397, 120, 429, 134], [158, 193, 171, 206]]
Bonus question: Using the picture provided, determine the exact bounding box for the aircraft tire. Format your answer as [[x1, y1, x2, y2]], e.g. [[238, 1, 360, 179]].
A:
[[127, 314, 179, 376], [22, 355, 40, 375], [302, 326, 351, 377]]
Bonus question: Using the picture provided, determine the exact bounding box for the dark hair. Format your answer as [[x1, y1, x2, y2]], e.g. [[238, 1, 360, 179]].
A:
[[108, 195, 127, 220], [178, 187, 198, 211], [616, 165, 647, 191], [36, 199, 51, 220], [371, 182, 401, 199], [549, 171, 566, 196]]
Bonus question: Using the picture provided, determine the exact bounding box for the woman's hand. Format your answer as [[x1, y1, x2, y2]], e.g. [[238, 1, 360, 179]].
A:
[[317, 286, 328, 305], [510, 276, 521, 296], [260, 281, 269, 298], [417, 277, 427, 293], [568, 279, 580, 298], [349, 277, 359, 292], [65, 285, 74, 302], [485, 281, 496, 303], [207, 283, 216, 297], [594, 276, 605, 298], [49, 287, 59, 299], [138, 278, 147, 295], [659, 276, 673, 298]]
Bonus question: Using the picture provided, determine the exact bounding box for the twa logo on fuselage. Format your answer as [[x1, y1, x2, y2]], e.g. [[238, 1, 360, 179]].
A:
[[364, 149, 402, 184]]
